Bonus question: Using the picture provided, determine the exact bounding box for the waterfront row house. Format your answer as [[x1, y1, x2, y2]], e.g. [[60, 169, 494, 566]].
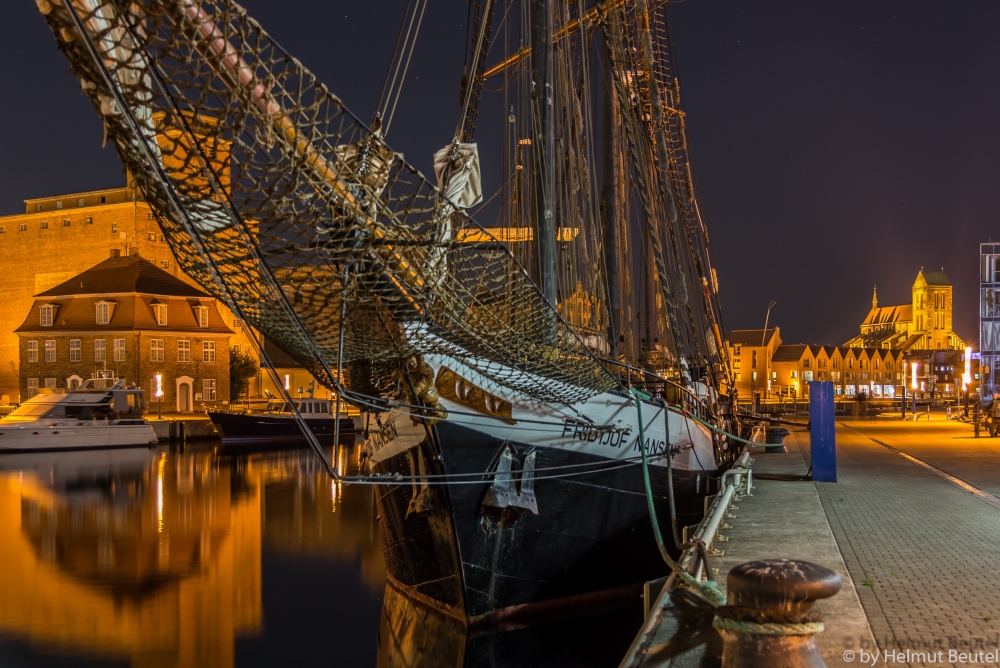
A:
[[727, 328, 906, 399], [16, 250, 233, 411]]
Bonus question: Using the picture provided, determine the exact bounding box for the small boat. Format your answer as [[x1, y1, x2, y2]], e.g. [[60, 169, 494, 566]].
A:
[[0, 379, 157, 452], [208, 398, 358, 444]]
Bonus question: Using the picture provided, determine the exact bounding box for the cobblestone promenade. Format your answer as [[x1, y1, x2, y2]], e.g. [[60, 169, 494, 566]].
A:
[[791, 417, 1000, 667]]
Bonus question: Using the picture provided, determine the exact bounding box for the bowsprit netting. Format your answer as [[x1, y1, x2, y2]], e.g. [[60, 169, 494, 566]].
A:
[[40, 0, 619, 404]]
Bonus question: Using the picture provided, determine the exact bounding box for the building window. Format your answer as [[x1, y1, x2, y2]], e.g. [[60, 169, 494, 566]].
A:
[[63, 219, 71, 227], [150, 338, 164, 362], [100, 196, 106, 204], [177, 340, 191, 363], [111, 222, 118, 234], [203, 340, 216, 362], [19, 224, 27, 232], [233, 318, 241, 330], [26, 341, 38, 363], [114, 339, 126, 362], [160, 260, 170, 270], [232, 344, 241, 353], [40, 305, 54, 327], [96, 302, 111, 325], [40, 221, 49, 230], [803, 358, 811, 369], [875, 359, 880, 370], [147, 212, 155, 221], [55, 201, 62, 209], [833, 358, 841, 369], [818, 358, 826, 369], [27, 378, 39, 398], [77, 198, 84, 207], [0, 226, 5, 234], [44, 340, 56, 363], [734, 372, 741, 382], [152, 303, 168, 326], [69, 339, 81, 362], [85, 216, 93, 224], [94, 339, 106, 362], [733, 358, 741, 370], [203, 379, 217, 401], [196, 306, 209, 328], [147, 232, 156, 241], [886, 360, 893, 370], [734, 344, 741, 356], [35, 203, 42, 212], [751, 371, 758, 382], [159, 234, 165, 242], [752, 350, 758, 369], [44, 378, 57, 389], [791, 370, 798, 379]]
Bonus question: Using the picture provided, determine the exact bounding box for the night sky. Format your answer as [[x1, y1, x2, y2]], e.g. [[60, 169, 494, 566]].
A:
[[2, 0, 998, 347]]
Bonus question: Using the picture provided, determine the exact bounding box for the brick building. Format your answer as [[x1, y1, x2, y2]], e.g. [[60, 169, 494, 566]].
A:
[[15, 251, 233, 412], [0, 180, 255, 401]]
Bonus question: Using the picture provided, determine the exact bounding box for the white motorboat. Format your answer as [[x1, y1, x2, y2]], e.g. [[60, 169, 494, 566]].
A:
[[0, 380, 157, 452]]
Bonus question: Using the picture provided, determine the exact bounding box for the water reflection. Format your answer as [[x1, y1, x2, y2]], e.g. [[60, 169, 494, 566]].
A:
[[0, 440, 384, 668], [0, 442, 641, 667]]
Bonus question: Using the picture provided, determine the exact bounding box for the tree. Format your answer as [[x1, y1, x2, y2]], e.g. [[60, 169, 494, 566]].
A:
[[230, 347, 259, 402]]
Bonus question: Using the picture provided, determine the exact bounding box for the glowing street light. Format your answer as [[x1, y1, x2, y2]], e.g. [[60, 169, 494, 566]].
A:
[[284, 374, 290, 391], [155, 373, 163, 419], [911, 362, 919, 390]]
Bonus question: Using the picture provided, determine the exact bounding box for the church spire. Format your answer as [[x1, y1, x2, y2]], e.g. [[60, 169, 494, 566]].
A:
[[872, 285, 878, 310]]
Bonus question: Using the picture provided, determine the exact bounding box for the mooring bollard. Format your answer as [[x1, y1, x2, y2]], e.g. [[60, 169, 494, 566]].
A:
[[764, 426, 790, 453], [714, 559, 841, 668]]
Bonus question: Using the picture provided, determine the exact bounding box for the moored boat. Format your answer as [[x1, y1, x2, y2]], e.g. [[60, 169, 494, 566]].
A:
[[208, 397, 358, 444]]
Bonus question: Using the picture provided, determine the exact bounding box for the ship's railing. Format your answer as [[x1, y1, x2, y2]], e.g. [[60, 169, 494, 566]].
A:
[[596, 357, 713, 423]]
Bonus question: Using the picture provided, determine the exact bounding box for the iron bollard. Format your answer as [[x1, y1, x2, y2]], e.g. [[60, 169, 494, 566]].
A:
[[764, 427, 790, 453], [714, 559, 841, 668]]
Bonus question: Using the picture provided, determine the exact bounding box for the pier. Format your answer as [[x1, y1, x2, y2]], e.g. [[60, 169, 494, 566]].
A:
[[623, 413, 1000, 667]]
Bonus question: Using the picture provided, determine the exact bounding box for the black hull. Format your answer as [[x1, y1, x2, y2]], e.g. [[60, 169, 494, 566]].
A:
[[207, 412, 356, 443], [370, 419, 713, 621]]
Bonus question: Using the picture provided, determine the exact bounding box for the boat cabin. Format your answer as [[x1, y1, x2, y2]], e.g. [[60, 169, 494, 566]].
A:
[[263, 399, 333, 416], [0, 379, 147, 423]]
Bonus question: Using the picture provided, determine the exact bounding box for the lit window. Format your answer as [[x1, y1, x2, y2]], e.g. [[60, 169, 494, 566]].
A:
[[27, 378, 39, 398], [114, 339, 126, 362], [111, 222, 118, 234], [44, 340, 56, 363], [734, 372, 741, 382], [18, 224, 26, 232], [177, 340, 191, 362], [96, 302, 111, 325], [55, 201, 62, 209], [26, 341, 38, 363], [147, 232, 156, 241], [40, 221, 49, 230], [203, 340, 216, 362], [69, 339, 81, 362], [44, 378, 57, 389], [94, 339, 106, 362], [85, 216, 93, 224], [153, 303, 168, 326], [150, 338, 164, 362], [203, 378, 217, 401], [196, 306, 209, 328], [0, 227, 5, 234], [40, 305, 53, 327]]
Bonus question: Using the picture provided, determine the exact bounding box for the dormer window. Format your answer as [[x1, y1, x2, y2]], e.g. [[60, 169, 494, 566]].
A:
[[195, 306, 209, 328], [95, 301, 112, 325], [153, 303, 168, 327], [40, 305, 54, 327]]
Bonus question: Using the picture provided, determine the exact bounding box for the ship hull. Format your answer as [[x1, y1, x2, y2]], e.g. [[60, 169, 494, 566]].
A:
[[208, 412, 358, 443], [365, 354, 728, 621]]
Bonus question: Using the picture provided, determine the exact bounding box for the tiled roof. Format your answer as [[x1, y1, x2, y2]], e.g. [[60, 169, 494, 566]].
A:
[[772, 344, 808, 362], [37, 252, 209, 298], [16, 294, 232, 334], [921, 270, 951, 286], [727, 328, 778, 346], [862, 304, 912, 327]]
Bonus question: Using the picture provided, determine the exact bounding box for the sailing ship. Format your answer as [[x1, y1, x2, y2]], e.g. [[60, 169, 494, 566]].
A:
[[38, 0, 739, 623]]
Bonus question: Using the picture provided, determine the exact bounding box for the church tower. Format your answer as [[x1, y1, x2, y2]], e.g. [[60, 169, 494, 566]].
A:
[[872, 286, 878, 310]]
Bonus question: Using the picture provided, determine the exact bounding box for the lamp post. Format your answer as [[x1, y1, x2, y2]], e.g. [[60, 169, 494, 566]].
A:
[[155, 373, 163, 420], [901, 359, 907, 420], [761, 301, 776, 402], [910, 361, 919, 419]]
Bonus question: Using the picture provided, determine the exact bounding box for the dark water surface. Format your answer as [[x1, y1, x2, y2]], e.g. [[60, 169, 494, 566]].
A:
[[0, 441, 642, 667]]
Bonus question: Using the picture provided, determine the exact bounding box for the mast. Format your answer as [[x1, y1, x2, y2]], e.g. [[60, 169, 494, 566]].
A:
[[600, 38, 620, 359], [531, 0, 557, 311]]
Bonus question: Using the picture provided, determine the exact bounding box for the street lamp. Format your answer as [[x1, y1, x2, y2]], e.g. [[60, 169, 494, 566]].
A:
[[910, 361, 919, 417], [761, 301, 776, 402], [155, 373, 163, 419]]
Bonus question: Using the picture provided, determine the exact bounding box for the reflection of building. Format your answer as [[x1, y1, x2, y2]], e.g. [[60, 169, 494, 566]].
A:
[[0, 441, 384, 667], [845, 269, 966, 351], [0, 451, 261, 668], [15, 251, 232, 411]]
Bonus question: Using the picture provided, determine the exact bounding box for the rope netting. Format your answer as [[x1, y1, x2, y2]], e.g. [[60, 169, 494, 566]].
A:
[[40, 0, 619, 404]]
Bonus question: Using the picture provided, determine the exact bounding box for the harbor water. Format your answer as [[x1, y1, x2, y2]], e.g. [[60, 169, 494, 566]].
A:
[[0, 439, 642, 667]]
